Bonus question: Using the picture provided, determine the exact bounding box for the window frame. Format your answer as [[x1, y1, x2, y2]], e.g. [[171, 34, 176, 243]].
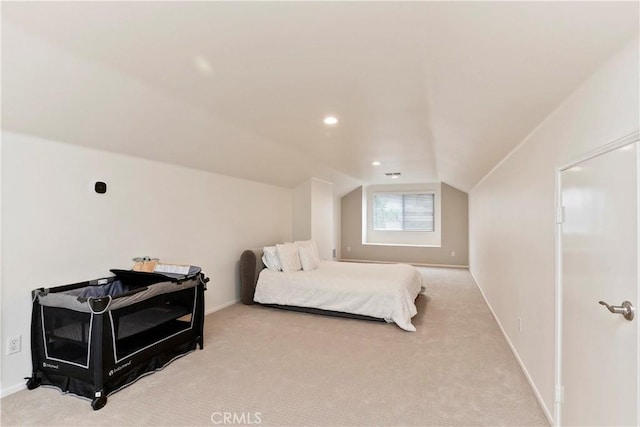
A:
[[364, 183, 442, 248], [372, 191, 436, 233]]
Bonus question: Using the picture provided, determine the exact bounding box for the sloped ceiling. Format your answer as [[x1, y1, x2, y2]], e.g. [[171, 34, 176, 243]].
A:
[[2, 1, 638, 195]]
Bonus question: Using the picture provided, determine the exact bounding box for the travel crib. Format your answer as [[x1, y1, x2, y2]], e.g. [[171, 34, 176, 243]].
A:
[[26, 266, 208, 410]]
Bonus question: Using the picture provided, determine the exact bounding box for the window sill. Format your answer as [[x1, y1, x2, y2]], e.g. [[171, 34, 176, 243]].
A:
[[362, 242, 442, 248]]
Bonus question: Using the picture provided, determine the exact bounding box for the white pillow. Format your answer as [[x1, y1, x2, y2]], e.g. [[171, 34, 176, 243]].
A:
[[276, 243, 302, 272], [298, 245, 319, 271], [294, 240, 321, 265], [262, 246, 282, 271]]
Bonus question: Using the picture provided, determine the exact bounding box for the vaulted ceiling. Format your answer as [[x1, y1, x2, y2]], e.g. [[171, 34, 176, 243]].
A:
[[2, 1, 638, 195]]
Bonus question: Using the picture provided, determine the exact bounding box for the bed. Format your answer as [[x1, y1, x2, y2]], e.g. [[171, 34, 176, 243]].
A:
[[240, 248, 424, 331]]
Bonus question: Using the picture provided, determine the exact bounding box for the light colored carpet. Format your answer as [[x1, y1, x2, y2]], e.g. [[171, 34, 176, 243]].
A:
[[1, 267, 549, 426]]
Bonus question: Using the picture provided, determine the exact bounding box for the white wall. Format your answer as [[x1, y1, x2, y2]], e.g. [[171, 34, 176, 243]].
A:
[[469, 37, 639, 422], [292, 177, 334, 260], [310, 178, 334, 260], [292, 180, 312, 242], [333, 195, 341, 260], [0, 131, 293, 396]]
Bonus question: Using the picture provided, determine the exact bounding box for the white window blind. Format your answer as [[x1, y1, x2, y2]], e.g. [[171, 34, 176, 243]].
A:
[[373, 193, 434, 232]]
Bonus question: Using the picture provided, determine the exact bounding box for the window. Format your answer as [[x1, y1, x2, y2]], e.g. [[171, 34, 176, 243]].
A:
[[365, 184, 441, 247], [373, 193, 434, 232]]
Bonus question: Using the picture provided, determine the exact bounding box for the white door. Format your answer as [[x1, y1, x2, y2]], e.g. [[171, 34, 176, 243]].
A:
[[558, 138, 638, 426]]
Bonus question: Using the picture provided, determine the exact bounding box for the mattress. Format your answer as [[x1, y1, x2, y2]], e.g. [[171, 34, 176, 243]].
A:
[[253, 261, 423, 331]]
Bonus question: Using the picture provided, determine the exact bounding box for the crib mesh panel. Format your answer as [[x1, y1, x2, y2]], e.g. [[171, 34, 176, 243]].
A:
[[109, 287, 196, 360], [42, 306, 92, 366]]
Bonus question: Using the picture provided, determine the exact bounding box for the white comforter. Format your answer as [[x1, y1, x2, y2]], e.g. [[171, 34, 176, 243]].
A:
[[254, 261, 424, 331]]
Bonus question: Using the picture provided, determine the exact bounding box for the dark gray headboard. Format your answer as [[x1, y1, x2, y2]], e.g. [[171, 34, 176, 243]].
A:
[[239, 249, 265, 305]]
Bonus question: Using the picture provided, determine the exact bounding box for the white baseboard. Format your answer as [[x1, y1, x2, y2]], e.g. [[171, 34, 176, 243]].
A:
[[205, 298, 239, 316], [339, 258, 468, 269], [1, 382, 26, 398], [469, 269, 554, 426]]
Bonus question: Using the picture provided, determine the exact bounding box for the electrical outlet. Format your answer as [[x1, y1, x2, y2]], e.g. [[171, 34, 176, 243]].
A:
[[7, 336, 21, 354], [451, 251, 456, 257], [346, 246, 351, 252]]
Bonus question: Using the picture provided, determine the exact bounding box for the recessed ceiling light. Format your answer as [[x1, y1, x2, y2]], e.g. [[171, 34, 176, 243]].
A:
[[371, 161, 381, 166], [323, 116, 338, 125]]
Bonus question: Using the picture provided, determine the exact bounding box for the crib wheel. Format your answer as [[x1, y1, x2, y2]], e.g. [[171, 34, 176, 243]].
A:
[[91, 396, 107, 410], [26, 377, 41, 390]]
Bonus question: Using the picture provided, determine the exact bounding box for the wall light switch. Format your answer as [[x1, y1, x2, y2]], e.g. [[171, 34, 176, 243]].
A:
[[451, 251, 456, 257]]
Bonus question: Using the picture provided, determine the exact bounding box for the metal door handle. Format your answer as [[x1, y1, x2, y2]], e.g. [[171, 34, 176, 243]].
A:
[[598, 300, 635, 321]]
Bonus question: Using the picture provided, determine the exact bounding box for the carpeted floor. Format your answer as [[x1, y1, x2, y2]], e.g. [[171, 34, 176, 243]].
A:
[[0, 267, 549, 426]]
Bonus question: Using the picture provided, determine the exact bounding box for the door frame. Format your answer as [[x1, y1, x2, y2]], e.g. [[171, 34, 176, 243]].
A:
[[554, 130, 640, 426]]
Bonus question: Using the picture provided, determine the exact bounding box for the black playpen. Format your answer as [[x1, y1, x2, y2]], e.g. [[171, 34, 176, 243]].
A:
[[26, 266, 208, 410]]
